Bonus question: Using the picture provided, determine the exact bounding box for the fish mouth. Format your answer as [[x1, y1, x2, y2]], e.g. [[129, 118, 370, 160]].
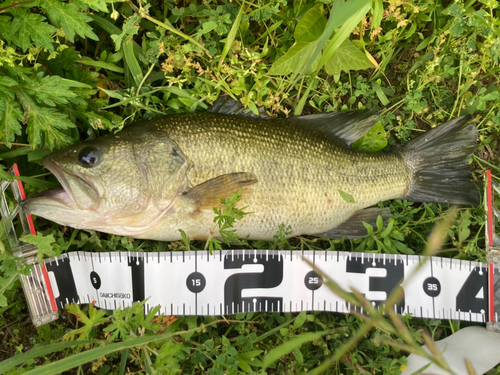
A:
[[38, 158, 77, 206], [22, 157, 99, 217], [24, 187, 75, 206]]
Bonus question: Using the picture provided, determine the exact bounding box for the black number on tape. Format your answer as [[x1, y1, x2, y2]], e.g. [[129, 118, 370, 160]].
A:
[[346, 257, 405, 313], [456, 266, 488, 315], [90, 271, 101, 290], [224, 253, 284, 313], [128, 256, 145, 303], [187, 272, 206, 293], [46, 257, 79, 308], [423, 277, 441, 297], [304, 270, 323, 291]]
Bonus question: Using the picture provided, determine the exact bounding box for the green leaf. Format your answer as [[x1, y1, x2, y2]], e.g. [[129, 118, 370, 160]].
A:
[[483, 90, 499, 101], [372, 79, 390, 106], [178, 229, 191, 251], [392, 240, 415, 254], [79, 110, 122, 131], [324, 39, 373, 75], [160, 87, 209, 109], [65, 303, 108, 341], [293, 311, 307, 330], [0, 76, 19, 87], [78, 0, 108, 12], [268, 41, 319, 75], [39, 0, 98, 42], [26, 105, 75, 149], [380, 219, 394, 239], [376, 214, 384, 232], [338, 190, 355, 203], [351, 122, 387, 152], [317, 0, 372, 71], [362, 222, 374, 236], [295, 0, 371, 115], [0, 101, 23, 148], [20, 233, 56, 257], [110, 14, 140, 51], [201, 21, 217, 34], [295, 4, 327, 42], [10, 10, 57, 51], [0, 15, 13, 42], [22, 73, 78, 107]]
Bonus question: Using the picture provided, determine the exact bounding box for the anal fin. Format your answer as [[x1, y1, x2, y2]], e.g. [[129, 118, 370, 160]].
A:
[[312, 207, 391, 239], [184, 172, 258, 210]]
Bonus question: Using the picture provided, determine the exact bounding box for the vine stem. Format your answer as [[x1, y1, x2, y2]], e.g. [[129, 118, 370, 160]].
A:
[[124, 0, 210, 56], [0, 0, 35, 13]]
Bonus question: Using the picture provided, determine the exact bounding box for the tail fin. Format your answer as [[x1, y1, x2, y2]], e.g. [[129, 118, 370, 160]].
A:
[[401, 116, 479, 205]]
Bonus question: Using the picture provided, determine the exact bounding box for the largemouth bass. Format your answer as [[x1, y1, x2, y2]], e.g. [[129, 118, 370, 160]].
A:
[[22, 98, 479, 241]]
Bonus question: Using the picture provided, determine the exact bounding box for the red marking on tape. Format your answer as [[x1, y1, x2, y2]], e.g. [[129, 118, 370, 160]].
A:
[[11, 164, 36, 235], [487, 170, 494, 247], [12, 164, 57, 311], [41, 263, 58, 312], [12, 164, 25, 199]]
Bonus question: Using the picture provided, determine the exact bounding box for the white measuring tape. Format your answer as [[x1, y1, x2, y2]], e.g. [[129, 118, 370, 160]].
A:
[[45, 249, 490, 322], [2, 165, 500, 332]]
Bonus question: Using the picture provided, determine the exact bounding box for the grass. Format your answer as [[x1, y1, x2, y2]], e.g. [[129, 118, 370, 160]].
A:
[[0, 0, 499, 373]]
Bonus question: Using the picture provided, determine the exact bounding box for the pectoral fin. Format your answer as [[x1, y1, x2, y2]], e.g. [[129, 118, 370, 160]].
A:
[[313, 208, 391, 239], [184, 173, 258, 210]]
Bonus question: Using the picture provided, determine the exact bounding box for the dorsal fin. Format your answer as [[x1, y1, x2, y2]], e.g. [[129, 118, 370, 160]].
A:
[[209, 96, 270, 119], [289, 110, 379, 146]]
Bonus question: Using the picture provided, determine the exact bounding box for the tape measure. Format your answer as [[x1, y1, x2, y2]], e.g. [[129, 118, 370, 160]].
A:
[[2, 165, 500, 330]]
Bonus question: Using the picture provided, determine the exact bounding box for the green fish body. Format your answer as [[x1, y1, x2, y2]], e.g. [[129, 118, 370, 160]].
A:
[[22, 100, 479, 241]]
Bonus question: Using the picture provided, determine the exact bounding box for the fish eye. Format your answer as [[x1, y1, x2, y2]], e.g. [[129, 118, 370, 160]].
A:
[[78, 147, 101, 168]]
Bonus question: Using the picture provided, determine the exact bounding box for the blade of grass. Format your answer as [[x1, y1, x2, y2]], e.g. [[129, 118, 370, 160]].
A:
[[77, 57, 125, 73], [122, 39, 143, 87], [0, 340, 103, 373], [119, 348, 128, 375], [19, 319, 230, 375], [219, 2, 244, 70], [261, 331, 329, 370], [14, 176, 59, 189]]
